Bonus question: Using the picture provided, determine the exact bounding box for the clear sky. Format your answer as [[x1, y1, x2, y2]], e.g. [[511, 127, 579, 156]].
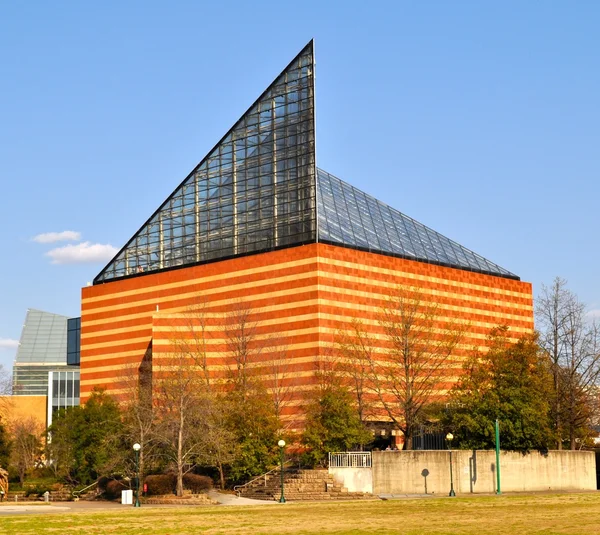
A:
[[1, 1, 599, 373]]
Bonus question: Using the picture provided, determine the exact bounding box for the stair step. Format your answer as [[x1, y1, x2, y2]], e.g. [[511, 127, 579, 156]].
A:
[[239, 468, 369, 501]]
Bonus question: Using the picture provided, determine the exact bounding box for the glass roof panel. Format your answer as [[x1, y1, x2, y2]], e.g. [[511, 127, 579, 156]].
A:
[[95, 40, 517, 284], [316, 168, 516, 278], [95, 41, 316, 283]]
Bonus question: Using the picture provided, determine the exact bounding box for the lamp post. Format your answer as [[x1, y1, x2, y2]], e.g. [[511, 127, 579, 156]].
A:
[[445, 433, 456, 497], [495, 419, 501, 495], [133, 443, 141, 507], [277, 439, 286, 503]]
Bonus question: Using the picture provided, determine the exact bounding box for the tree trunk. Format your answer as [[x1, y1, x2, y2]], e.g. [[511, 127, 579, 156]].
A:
[[398, 426, 411, 450], [553, 323, 562, 451], [218, 462, 225, 490], [176, 412, 184, 497]]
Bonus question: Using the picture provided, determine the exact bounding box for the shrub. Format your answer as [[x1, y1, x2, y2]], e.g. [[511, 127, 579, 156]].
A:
[[97, 476, 110, 492], [183, 474, 212, 494], [144, 474, 177, 496], [7, 466, 20, 484], [104, 479, 129, 499], [24, 485, 51, 497]]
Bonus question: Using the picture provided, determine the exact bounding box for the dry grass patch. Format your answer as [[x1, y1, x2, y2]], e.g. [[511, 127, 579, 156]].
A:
[[2, 493, 600, 535]]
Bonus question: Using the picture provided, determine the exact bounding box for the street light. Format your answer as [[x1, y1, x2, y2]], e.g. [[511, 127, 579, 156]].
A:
[[277, 439, 286, 503], [445, 433, 456, 497], [133, 443, 141, 507]]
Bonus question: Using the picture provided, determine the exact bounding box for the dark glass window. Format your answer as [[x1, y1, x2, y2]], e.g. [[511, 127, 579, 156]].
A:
[[67, 317, 81, 366]]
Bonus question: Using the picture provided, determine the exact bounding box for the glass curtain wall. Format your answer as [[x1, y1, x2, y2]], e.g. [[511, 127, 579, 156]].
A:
[[67, 317, 81, 366], [316, 168, 517, 278], [47, 370, 80, 427], [95, 42, 316, 283], [94, 41, 517, 283]]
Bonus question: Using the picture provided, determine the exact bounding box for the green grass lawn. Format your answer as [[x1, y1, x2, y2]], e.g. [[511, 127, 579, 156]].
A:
[[2, 493, 600, 535]]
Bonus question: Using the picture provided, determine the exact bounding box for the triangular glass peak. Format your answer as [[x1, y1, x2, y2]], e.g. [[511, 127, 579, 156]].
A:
[[95, 41, 517, 284], [316, 168, 517, 279], [95, 41, 316, 283]]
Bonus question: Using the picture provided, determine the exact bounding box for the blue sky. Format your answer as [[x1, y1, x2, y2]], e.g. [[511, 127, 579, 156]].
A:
[[1, 1, 599, 373]]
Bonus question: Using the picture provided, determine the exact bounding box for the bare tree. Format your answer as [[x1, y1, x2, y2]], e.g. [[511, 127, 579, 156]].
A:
[[153, 350, 205, 496], [536, 277, 571, 448], [118, 360, 158, 484], [0, 365, 12, 419], [196, 393, 238, 490], [0, 365, 11, 396], [536, 277, 600, 449], [152, 302, 249, 492], [10, 417, 43, 485], [173, 300, 212, 389], [264, 336, 294, 427], [370, 285, 465, 450], [336, 319, 376, 423], [220, 301, 295, 427], [224, 301, 264, 393]]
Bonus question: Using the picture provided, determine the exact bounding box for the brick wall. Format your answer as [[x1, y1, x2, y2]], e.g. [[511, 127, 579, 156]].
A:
[[81, 243, 533, 425]]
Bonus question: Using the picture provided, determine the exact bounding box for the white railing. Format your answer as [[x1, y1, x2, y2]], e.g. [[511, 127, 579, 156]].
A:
[[328, 452, 372, 468]]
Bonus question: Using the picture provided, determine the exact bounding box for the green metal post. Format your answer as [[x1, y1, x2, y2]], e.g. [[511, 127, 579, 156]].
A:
[[279, 445, 286, 503], [445, 433, 456, 497], [134, 448, 141, 507], [495, 419, 501, 495], [448, 449, 456, 497]]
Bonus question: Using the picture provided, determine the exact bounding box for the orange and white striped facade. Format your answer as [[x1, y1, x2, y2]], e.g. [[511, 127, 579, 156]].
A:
[[81, 242, 533, 423]]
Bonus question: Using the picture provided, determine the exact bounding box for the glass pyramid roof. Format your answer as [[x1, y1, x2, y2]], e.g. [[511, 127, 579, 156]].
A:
[[94, 40, 518, 284], [316, 169, 516, 278]]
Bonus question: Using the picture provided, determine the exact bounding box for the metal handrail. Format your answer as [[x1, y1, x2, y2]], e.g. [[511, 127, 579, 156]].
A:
[[233, 460, 293, 497], [72, 480, 99, 499], [328, 452, 372, 468]]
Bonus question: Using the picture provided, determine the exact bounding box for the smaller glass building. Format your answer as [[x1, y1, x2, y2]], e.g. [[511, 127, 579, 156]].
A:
[[47, 370, 80, 427], [12, 309, 80, 401]]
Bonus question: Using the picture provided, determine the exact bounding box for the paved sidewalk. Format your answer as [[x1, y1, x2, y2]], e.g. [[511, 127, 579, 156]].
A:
[[0, 504, 72, 515], [208, 490, 280, 506], [0, 493, 282, 515], [378, 494, 436, 500]]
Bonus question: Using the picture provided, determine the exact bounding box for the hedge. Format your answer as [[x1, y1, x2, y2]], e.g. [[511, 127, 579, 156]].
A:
[[182, 473, 212, 493], [145, 474, 177, 496], [104, 479, 129, 499], [144, 473, 213, 495]]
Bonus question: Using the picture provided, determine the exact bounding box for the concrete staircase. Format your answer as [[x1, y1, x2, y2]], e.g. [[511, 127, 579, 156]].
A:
[[239, 468, 372, 501]]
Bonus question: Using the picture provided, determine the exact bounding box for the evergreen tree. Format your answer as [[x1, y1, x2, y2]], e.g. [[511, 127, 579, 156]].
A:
[[226, 384, 279, 484], [302, 383, 371, 467], [47, 389, 125, 484], [445, 328, 555, 452]]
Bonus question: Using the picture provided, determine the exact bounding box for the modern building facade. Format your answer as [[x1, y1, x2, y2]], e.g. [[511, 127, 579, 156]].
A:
[[81, 41, 533, 426], [13, 309, 79, 395], [9, 309, 81, 427]]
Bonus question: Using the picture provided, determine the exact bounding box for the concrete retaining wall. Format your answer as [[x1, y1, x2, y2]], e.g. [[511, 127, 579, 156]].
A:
[[371, 450, 596, 495], [330, 467, 373, 493]]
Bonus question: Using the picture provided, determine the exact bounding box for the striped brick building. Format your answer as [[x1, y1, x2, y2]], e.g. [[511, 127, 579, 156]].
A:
[[81, 41, 533, 427]]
